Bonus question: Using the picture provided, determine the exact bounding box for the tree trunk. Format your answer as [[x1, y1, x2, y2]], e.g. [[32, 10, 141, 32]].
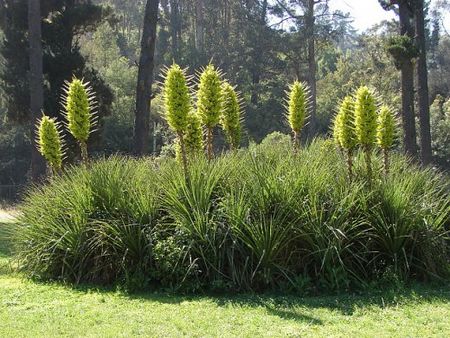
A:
[[169, 0, 180, 60], [28, 0, 46, 182], [250, 0, 268, 106], [195, 0, 204, 54], [399, 2, 418, 158], [305, 0, 317, 138], [134, 0, 159, 156], [415, 0, 432, 165]]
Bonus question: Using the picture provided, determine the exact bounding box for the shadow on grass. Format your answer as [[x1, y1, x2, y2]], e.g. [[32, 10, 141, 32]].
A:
[[2, 218, 450, 326]]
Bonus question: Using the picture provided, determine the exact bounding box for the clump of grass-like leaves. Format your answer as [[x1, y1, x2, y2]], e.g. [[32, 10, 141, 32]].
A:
[[16, 138, 450, 292]]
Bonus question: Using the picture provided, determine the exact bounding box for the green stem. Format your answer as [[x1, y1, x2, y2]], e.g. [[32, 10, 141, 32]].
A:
[[383, 148, 389, 176], [364, 147, 372, 183], [293, 131, 300, 152], [346, 149, 353, 182], [178, 132, 189, 179], [207, 127, 213, 160], [80, 141, 88, 165]]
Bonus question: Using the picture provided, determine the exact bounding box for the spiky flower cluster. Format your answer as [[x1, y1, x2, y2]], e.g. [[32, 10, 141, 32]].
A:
[[286, 81, 310, 146], [162, 64, 193, 172], [332, 86, 397, 179], [37, 116, 64, 173], [377, 105, 397, 175], [197, 64, 223, 128], [376, 105, 396, 150], [197, 64, 224, 159], [162, 62, 244, 165], [62, 78, 96, 163], [334, 96, 357, 180], [221, 82, 242, 150], [354, 86, 378, 149], [62, 78, 96, 143], [163, 64, 191, 133], [184, 112, 203, 155], [335, 96, 357, 151]]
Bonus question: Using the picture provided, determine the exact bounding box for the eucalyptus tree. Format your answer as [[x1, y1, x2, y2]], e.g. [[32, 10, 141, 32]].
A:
[[380, 0, 419, 159], [274, 0, 337, 137], [134, 0, 160, 155], [28, 0, 46, 181]]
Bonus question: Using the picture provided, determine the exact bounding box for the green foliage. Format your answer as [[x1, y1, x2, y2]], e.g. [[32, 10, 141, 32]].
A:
[[197, 64, 223, 129], [221, 82, 242, 150], [36, 116, 64, 172], [286, 81, 309, 143], [377, 105, 396, 150], [334, 96, 357, 150], [317, 33, 400, 136], [386, 35, 419, 69], [354, 86, 378, 149], [17, 140, 450, 291], [162, 64, 191, 133], [0, 0, 112, 123], [17, 157, 159, 286], [430, 95, 450, 169]]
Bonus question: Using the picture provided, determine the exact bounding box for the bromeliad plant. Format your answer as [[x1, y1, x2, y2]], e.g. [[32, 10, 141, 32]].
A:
[[334, 96, 357, 180], [36, 115, 64, 175], [162, 64, 192, 173], [197, 64, 223, 159], [221, 81, 243, 150], [377, 105, 397, 175], [62, 77, 96, 164], [285, 81, 310, 149], [354, 86, 378, 180]]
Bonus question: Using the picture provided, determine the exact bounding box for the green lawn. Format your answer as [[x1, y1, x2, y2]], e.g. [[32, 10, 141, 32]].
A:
[[1, 212, 450, 337]]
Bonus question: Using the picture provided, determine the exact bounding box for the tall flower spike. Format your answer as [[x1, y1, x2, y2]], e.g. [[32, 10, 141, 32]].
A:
[[62, 77, 96, 163], [221, 81, 243, 150], [197, 64, 223, 159], [354, 86, 378, 180], [36, 115, 64, 174], [162, 63, 192, 173], [285, 81, 310, 149], [377, 105, 397, 175], [176, 111, 203, 163], [184, 112, 203, 156], [335, 95, 357, 180]]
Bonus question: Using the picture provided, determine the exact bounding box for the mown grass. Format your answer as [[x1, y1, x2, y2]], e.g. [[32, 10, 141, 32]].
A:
[[1, 211, 450, 337]]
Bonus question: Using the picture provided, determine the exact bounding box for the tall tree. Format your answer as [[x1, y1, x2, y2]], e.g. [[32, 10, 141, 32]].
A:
[[305, 0, 317, 135], [414, 0, 432, 165], [0, 1, 113, 126], [381, 0, 419, 158], [134, 0, 159, 155], [28, 0, 46, 181], [275, 0, 333, 138]]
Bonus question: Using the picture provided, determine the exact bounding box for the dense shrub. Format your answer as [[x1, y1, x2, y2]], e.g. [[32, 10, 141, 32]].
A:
[[16, 138, 450, 292]]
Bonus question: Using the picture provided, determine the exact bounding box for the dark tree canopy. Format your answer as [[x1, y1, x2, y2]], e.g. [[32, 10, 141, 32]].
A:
[[0, 0, 113, 123]]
